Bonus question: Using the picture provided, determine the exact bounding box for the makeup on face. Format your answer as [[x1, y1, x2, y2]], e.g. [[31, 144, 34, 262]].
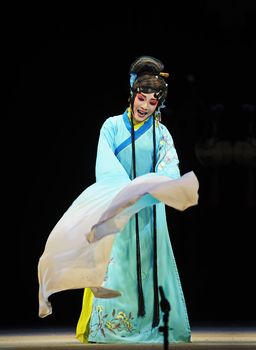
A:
[[133, 92, 158, 124]]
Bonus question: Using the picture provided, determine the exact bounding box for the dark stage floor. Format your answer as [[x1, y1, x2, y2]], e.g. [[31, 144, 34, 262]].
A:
[[0, 326, 256, 349]]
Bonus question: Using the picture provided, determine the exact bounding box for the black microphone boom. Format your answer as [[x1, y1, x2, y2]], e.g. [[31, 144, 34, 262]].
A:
[[158, 286, 171, 350]]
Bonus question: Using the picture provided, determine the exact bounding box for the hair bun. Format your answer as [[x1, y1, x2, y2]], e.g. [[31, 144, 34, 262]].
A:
[[129, 56, 165, 76]]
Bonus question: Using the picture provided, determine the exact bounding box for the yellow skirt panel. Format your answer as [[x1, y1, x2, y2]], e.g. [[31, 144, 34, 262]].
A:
[[76, 288, 94, 343]]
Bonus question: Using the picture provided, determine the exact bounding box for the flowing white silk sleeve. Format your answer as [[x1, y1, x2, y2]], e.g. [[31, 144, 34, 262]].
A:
[[37, 117, 199, 319]]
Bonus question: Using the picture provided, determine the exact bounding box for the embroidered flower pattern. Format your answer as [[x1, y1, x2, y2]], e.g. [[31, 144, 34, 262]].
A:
[[158, 132, 175, 171], [89, 306, 135, 338]]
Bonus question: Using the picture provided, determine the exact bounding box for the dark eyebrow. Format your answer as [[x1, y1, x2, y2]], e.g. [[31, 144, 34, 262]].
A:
[[139, 92, 157, 101]]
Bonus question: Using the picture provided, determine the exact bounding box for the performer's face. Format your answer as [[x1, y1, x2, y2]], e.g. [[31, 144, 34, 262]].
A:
[[133, 92, 158, 124]]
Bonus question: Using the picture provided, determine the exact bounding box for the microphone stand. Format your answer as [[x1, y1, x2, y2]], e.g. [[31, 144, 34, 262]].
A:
[[159, 286, 171, 350]]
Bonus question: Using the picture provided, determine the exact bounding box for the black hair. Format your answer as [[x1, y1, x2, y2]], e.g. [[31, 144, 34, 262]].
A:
[[129, 55, 169, 109], [129, 56, 168, 328]]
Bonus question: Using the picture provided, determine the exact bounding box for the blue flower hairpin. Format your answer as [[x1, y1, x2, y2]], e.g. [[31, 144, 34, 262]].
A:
[[130, 73, 137, 88]]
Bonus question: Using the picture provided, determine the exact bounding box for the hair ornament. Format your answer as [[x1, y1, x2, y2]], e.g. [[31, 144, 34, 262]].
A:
[[159, 72, 169, 78], [130, 73, 137, 88]]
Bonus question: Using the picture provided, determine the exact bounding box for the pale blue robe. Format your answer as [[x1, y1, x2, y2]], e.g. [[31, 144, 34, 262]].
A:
[[87, 110, 191, 344]]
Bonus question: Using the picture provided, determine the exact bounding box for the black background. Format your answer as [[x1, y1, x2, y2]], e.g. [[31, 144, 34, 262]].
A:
[[4, 1, 256, 330]]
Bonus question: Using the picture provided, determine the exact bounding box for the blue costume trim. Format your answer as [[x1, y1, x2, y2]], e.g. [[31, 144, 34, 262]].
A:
[[114, 110, 153, 156]]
